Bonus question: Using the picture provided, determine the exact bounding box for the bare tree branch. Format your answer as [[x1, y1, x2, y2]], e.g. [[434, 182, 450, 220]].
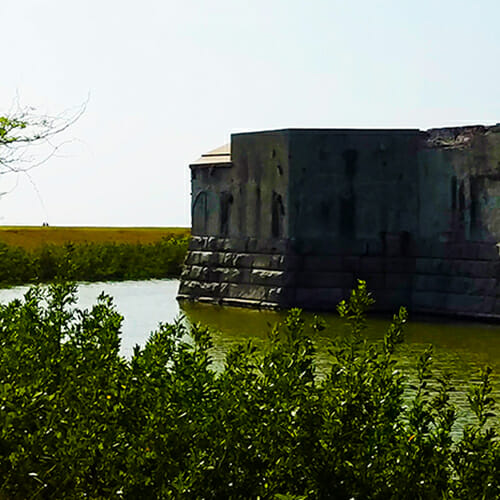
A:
[[0, 96, 88, 176]]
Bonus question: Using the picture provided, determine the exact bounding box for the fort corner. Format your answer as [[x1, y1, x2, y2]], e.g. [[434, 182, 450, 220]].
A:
[[178, 125, 500, 319]]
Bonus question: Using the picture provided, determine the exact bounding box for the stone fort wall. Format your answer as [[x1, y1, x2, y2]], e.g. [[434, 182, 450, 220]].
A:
[[178, 126, 500, 319]]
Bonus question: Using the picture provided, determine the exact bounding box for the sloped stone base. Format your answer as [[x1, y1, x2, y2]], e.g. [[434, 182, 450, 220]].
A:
[[178, 236, 500, 319]]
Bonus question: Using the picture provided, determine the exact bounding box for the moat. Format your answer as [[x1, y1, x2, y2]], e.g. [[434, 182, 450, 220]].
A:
[[1, 278, 500, 430]]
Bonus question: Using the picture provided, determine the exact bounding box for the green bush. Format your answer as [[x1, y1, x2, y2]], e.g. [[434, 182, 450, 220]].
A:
[[0, 280, 498, 498], [0, 236, 189, 287]]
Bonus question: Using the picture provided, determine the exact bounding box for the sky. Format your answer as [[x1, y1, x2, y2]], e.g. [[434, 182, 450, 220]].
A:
[[1, 0, 499, 227]]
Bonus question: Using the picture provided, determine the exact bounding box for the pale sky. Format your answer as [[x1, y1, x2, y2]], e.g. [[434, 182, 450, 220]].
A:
[[1, 0, 499, 227]]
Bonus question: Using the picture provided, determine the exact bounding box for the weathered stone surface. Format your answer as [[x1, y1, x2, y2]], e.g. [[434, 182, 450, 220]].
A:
[[297, 271, 354, 288], [342, 256, 360, 273], [303, 256, 343, 272], [386, 258, 415, 274], [295, 287, 345, 308], [359, 257, 385, 274], [227, 283, 269, 301], [372, 289, 412, 310], [181, 126, 500, 319], [209, 267, 241, 283], [412, 291, 448, 310], [385, 273, 413, 289], [250, 269, 287, 286]]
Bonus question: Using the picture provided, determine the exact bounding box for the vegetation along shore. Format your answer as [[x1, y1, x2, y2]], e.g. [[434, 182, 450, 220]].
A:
[[0, 226, 190, 286], [0, 280, 498, 498]]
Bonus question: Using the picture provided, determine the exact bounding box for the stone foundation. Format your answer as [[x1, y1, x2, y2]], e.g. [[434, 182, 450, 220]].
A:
[[178, 236, 500, 319], [177, 236, 294, 309]]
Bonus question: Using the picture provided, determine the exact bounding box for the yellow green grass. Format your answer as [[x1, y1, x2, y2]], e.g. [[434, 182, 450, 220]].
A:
[[0, 226, 190, 250]]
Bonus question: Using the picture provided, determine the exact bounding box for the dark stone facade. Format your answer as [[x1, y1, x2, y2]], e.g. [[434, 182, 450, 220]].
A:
[[178, 126, 500, 319]]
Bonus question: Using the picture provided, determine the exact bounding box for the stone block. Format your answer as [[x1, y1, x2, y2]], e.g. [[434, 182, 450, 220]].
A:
[[227, 283, 268, 301], [386, 273, 413, 289], [414, 274, 448, 292], [251, 254, 273, 269], [477, 243, 499, 260], [480, 296, 495, 314], [207, 237, 218, 251], [193, 251, 215, 266], [412, 239, 433, 258], [217, 238, 231, 251], [221, 252, 234, 266], [250, 269, 286, 286], [219, 282, 230, 297], [415, 258, 431, 274], [372, 289, 411, 311], [186, 265, 207, 281], [251, 253, 288, 270], [199, 281, 220, 295], [224, 238, 247, 252], [384, 233, 403, 257], [469, 278, 497, 295], [210, 267, 241, 283], [462, 242, 480, 260], [444, 293, 485, 313], [359, 257, 384, 274], [445, 276, 469, 294], [491, 261, 500, 279], [478, 260, 497, 277], [416, 258, 451, 275], [412, 291, 447, 311], [232, 253, 255, 268], [282, 254, 301, 271], [457, 259, 490, 277], [388, 257, 415, 273], [356, 272, 385, 290], [177, 280, 196, 297], [246, 238, 259, 253], [430, 241, 449, 259], [184, 252, 197, 266], [188, 236, 206, 251], [295, 287, 345, 308], [366, 239, 383, 256], [256, 238, 288, 254], [303, 255, 343, 272], [297, 271, 353, 288], [270, 254, 284, 269], [267, 287, 285, 302], [342, 256, 360, 273]]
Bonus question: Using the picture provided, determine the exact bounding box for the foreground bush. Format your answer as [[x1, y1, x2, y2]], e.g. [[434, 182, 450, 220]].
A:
[[0, 236, 189, 286], [0, 281, 499, 498]]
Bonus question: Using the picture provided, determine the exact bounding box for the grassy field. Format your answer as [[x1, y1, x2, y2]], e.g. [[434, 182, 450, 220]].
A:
[[0, 226, 190, 250]]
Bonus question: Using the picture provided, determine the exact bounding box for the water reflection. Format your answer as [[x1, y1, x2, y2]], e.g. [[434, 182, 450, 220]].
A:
[[181, 300, 500, 431], [181, 301, 500, 372], [2, 279, 500, 430]]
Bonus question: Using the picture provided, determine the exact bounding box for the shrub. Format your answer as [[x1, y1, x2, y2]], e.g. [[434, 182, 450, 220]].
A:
[[0, 280, 498, 498], [0, 236, 189, 287]]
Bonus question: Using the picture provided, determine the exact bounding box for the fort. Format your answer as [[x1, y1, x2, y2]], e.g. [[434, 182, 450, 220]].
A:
[[178, 125, 500, 319]]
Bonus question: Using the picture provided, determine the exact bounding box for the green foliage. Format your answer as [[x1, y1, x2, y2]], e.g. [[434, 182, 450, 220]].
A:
[[0, 235, 189, 287], [0, 116, 27, 144], [0, 279, 499, 498]]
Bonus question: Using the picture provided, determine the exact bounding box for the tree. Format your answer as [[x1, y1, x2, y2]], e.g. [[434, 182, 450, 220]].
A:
[[0, 101, 86, 194]]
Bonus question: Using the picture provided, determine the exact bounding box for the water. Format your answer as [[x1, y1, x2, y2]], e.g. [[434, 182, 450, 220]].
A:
[[2, 279, 500, 430], [0, 280, 181, 358]]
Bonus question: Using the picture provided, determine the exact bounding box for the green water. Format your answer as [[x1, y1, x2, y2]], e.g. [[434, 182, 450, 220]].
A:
[[181, 301, 500, 431], [2, 279, 500, 431]]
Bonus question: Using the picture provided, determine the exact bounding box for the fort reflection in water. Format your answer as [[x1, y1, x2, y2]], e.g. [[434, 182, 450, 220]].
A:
[[2, 279, 500, 430]]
